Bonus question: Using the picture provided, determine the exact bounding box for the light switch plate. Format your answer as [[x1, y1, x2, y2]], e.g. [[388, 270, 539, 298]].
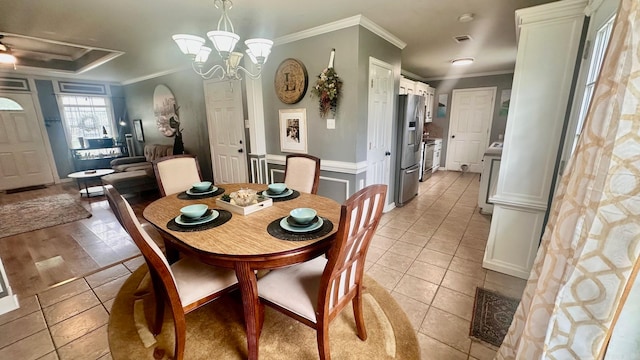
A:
[[326, 119, 335, 129]]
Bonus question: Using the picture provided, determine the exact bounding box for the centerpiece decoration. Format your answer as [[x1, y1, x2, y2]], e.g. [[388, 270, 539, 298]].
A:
[[310, 49, 342, 118]]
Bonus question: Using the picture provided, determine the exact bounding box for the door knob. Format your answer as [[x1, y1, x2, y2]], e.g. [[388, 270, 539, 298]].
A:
[[385, 151, 391, 156], [238, 149, 243, 153], [451, 135, 456, 138]]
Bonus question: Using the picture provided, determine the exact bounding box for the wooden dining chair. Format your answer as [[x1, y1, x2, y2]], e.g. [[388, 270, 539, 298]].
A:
[[153, 154, 203, 196], [257, 184, 387, 360], [104, 185, 239, 360], [283, 153, 321, 194]]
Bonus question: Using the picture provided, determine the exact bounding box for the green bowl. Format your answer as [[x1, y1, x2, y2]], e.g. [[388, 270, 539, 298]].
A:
[[180, 204, 208, 219], [289, 208, 317, 225]]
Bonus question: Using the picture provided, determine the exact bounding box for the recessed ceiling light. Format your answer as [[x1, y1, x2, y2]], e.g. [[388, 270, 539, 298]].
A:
[[451, 57, 474, 66], [458, 13, 475, 23]]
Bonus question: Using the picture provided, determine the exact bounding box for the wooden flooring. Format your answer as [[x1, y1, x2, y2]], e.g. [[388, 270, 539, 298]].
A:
[[0, 182, 159, 298]]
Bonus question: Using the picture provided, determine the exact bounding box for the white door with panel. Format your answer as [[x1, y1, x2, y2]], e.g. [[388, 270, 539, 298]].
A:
[[367, 58, 394, 208], [204, 80, 248, 184], [0, 93, 55, 190], [445, 87, 495, 173]]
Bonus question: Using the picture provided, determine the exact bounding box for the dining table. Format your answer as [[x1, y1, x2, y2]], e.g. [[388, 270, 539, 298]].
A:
[[142, 183, 341, 360]]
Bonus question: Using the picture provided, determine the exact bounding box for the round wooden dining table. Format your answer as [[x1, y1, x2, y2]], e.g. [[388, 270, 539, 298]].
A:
[[142, 183, 341, 360]]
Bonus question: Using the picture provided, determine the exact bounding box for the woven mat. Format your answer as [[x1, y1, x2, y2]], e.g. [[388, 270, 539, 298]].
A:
[[166, 209, 232, 232], [177, 187, 225, 200], [267, 217, 333, 241], [0, 193, 92, 239], [470, 287, 520, 347]]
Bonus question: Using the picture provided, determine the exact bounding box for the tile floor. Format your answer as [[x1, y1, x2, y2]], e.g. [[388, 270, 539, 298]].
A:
[[0, 171, 527, 359]]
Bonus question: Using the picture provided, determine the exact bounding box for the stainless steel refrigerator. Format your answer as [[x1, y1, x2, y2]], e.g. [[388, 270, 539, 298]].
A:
[[395, 94, 425, 206]]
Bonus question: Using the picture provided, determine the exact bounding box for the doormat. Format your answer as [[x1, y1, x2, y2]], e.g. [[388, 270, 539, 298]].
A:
[[0, 194, 92, 239], [470, 287, 520, 347]]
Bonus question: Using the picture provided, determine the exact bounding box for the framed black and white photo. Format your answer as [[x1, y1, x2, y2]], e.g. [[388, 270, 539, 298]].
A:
[[279, 108, 307, 153], [133, 119, 145, 142]]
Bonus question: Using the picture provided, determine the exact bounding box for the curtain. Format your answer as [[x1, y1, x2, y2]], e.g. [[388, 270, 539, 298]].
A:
[[497, 0, 640, 358]]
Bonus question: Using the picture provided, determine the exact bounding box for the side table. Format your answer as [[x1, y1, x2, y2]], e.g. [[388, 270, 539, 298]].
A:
[[68, 169, 115, 197]]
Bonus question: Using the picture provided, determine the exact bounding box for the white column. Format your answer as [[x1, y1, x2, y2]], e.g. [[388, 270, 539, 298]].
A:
[[483, 0, 587, 279], [244, 58, 269, 183]]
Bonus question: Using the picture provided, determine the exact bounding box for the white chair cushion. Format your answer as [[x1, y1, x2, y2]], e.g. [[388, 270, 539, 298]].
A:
[[171, 257, 238, 306], [257, 256, 327, 323], [284, 157, 317, 193], [156, 158, 201, 196]]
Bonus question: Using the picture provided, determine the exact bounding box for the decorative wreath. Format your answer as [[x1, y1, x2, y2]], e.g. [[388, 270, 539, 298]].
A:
[[311, 67, 342, 118]]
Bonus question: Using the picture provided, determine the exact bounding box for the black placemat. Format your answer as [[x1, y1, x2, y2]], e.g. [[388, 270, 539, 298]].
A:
[[167, 209, 232, 232], [177, 187, 225, 200], [267, 217, 333, 241], [262, 189, 300, 202]]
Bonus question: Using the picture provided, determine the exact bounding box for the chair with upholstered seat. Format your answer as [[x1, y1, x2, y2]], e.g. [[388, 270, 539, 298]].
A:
[[283, 153, 321, 194], [105, 185, 238, 360], [153, 154, 203, 196], [257, 184, 387, 360]]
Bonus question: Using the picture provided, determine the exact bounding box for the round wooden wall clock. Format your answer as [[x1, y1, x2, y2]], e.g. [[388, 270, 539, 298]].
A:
[[274, 58, 308, 104]]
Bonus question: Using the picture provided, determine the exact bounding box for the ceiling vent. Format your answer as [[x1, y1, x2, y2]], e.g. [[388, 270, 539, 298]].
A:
[[453, 35, 473, 43]]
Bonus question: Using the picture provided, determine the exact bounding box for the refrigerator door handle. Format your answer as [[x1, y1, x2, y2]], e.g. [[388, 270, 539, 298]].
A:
[[405, 167, 419, 174]]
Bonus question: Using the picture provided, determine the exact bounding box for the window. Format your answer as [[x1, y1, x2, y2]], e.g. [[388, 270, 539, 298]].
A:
[[0, 97, 23, 111], [59, 95, 116, 148], [571, 15, 615, 154]]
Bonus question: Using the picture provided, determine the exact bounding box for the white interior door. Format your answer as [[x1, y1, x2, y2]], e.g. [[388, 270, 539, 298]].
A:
[[0, 93, 55, 190], [204, 80, 248, 184], [367, 57, 394, 208], [445, 87, 496, 173]]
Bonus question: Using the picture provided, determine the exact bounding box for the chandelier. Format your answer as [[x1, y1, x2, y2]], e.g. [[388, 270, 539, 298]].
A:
[[172, 0, 273, 80]]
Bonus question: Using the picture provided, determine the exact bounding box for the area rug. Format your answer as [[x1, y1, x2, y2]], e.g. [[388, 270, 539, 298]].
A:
[[0, 194, 92, 239], [470, 287, 520, 347], [108, 266, 420, 359]]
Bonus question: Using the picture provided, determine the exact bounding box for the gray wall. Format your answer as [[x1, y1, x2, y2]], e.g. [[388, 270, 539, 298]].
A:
[[261, 26, 360, 162], [123, 70, 214, 181], [427, 73, 514, 167], [260, 25, 401, 203]]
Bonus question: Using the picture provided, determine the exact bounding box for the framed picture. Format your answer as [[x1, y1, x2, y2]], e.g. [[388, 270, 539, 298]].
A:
[[499, 89, 511, 117], [133, 119, 144, 142], [279, 108, 307, 153], [437, 93, 448, 118]]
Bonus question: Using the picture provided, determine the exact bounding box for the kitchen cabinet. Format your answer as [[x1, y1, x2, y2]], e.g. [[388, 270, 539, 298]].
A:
[[432, 138, 442, 172], [483, 0, 587, 279], [401, 76, 435, 122], [399, 76, 415, 94], [416, 82, 435, 123]]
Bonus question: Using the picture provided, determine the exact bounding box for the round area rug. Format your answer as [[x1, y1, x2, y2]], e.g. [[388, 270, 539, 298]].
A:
[[108, 265, 419, 359]]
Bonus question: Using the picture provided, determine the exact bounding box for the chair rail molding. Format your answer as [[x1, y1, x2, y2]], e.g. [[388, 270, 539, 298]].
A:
[[266, 154, 367, 175]]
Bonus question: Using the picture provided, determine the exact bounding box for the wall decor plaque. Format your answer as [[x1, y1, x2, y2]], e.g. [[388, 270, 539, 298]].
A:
[[274, 58, 308, 104]]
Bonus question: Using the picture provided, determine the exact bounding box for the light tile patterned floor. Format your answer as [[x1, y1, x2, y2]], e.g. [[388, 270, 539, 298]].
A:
[[366, 171, 527, 360], [0, 171, 527, 359]]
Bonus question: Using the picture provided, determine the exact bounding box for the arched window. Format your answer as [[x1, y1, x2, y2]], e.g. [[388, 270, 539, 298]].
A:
[[0, 97, 24, 111]]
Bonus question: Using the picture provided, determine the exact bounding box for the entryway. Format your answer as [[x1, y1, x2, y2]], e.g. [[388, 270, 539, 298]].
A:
[[0, 92, 56, 191], [445, 87, 495, 173], [366, 57, 394, 209], [203, 80, 248, 183]]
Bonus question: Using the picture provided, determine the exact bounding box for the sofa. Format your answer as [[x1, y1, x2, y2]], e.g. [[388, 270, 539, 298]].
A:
[[102, 144, 173, 194]]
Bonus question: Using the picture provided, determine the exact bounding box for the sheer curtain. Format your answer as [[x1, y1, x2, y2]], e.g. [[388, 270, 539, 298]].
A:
[[497, 0, 640, 358]]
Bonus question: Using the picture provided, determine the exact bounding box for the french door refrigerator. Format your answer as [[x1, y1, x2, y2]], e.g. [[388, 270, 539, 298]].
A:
[[395, 94, 424, 206]]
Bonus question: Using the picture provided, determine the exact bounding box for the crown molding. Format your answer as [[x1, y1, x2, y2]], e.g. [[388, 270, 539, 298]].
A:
[[274, 15, 406, 49], [422, 69, 514, 82], [121, 66, 186, 85]]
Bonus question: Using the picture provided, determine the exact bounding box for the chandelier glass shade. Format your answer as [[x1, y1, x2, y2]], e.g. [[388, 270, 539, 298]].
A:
[[172, 0, 272, 80]]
